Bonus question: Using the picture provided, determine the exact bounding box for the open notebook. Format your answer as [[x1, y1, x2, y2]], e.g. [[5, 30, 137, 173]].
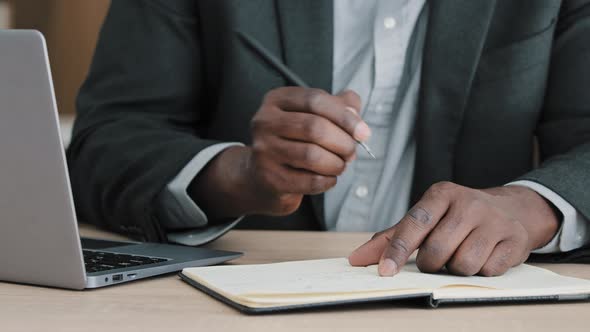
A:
[[180, 258, 590, 313]]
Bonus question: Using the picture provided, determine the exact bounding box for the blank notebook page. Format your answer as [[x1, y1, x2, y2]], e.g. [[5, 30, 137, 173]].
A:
[[182, 258, 590, 305]]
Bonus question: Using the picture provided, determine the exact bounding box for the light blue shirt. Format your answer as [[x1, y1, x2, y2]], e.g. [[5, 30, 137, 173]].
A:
[[326, 0, 425, 232], [159, 0, 590, 253]]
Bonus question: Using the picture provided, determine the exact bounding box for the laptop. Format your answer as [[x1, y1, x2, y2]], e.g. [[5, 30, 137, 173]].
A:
[[0, 30, 242, 289]]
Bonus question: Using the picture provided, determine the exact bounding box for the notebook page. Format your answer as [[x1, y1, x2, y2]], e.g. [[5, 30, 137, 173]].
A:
[[182, 258, 590, 300]]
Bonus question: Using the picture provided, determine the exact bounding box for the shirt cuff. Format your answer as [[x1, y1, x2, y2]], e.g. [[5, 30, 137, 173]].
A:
[[507, 180, 590, 253], [156, 142, 244, 232], [167, 217, 243, 246]]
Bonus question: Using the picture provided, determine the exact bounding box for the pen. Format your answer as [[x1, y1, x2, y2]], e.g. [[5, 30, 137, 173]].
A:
[[236, 31, 376, 159]]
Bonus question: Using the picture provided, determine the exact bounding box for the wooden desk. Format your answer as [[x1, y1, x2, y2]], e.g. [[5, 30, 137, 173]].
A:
[[1, 225, 589, 332]]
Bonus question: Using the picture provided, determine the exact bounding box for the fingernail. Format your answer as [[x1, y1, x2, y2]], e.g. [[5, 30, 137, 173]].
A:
[[345, 106, 359, 115], [379, 259, 398, 277], [347, 253, 358, 265], [354, 121, 371, 142]]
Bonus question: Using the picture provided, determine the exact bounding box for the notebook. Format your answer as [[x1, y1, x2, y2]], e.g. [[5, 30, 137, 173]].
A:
[[179, 258, 590, 314]]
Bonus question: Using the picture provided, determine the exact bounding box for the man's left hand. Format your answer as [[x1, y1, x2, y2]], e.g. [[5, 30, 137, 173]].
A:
[[348, 182, 560, 277]]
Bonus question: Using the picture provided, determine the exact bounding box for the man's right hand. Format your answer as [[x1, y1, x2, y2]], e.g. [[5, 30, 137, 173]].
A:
[[190, 87, 371, 219]]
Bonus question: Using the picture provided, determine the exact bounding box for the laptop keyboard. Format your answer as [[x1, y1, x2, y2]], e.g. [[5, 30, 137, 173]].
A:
[[83, 250, 169, 273]]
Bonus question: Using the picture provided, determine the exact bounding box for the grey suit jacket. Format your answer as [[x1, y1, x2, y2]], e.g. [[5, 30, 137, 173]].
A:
[[67, 0, 590, 243]]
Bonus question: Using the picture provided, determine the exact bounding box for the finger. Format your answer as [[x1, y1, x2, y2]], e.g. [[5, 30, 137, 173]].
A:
[[379, 184, 454, 276], [479, 240, 527, 277], [261, 160, 337, 195], [416, 205, 474, 273], [268, 87, 371, 141], [337, 89, 362, 114], [446, 226, 502, 276], [348, 228, 396, 267], [274, 112, 357, 161], [271, 137, 347, 176], [378, 205, 446, 277]]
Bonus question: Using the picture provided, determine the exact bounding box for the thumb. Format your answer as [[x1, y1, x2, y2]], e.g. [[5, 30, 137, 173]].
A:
[[348, 227, 397, 267]]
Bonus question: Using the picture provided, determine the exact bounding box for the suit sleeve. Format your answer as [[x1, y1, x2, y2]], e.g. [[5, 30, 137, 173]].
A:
[[517, 1, 590, 223], [66, 1, 220, 242], [508, 181, 590, 253]]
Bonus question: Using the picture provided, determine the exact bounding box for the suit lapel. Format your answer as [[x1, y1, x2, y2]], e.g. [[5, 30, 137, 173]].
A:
[[275, 0, 333, 228], [411, 0, 497, 203]]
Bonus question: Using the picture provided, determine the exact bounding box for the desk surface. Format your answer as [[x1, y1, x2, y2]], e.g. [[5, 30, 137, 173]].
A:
[[1, 225, 589, 332]]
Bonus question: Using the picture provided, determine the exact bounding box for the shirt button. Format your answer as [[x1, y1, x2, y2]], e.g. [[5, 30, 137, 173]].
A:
[[384, 17, 397, 29], [355, 185, 369, 198], [375, 103, 384, 112]]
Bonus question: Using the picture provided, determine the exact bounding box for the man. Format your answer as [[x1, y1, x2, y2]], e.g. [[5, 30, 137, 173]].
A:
[[67, 1, 590, 277]]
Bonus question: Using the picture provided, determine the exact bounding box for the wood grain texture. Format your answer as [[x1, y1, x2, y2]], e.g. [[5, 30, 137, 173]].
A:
[[0, 224, 588, 332]]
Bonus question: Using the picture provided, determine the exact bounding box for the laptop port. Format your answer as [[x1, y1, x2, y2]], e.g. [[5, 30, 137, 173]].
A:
[[112, 274, 123, 282]]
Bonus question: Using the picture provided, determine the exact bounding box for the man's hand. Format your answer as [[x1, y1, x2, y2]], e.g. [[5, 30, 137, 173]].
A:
[[190, 87, 370, 219], [348, 182, 560, 277]]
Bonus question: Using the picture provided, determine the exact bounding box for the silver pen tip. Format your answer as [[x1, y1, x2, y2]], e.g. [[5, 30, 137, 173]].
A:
[[358, 142, 376, 159]]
